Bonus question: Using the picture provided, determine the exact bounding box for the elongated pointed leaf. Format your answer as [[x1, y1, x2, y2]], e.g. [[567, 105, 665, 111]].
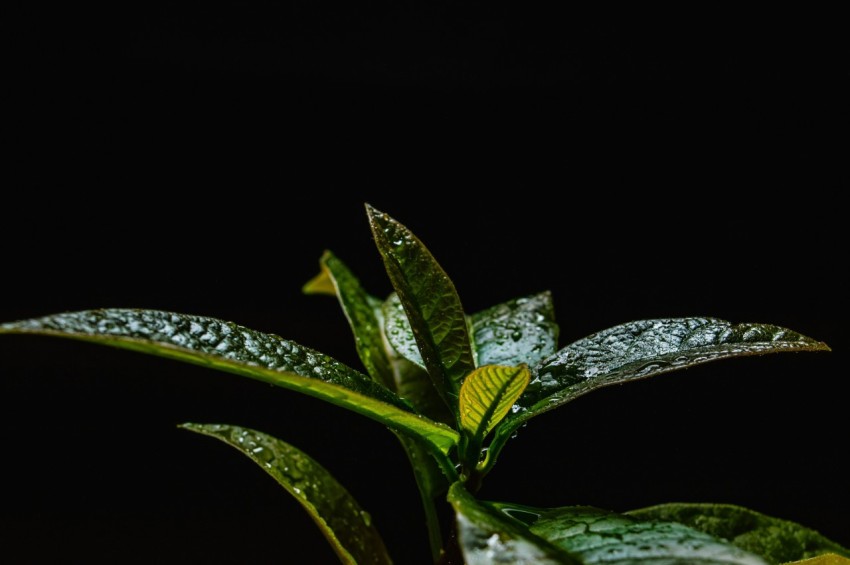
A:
[[447, 483, 581, 565], [303, 253, 453, 559], [305, 250, 394, 388], [459, 365, 530, 441], [181, 423, 391, 565], [627, 503, 850, 564], [470, 291, 559, 368], [0, 309, 458, 454], [489, 319, 829, 461], [367, 204, 475, 409], [528, 505, 768, 564]]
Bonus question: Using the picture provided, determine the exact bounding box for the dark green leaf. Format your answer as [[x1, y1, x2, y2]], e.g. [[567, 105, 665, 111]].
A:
[[488, 319, 829, 465], [367, 204, 475, 411], [304, 250, 394, 389], [181, 423, 391, 565], [528, 505, 768, 564], [0, 309, 458, 454], [447, 483, 581, 565], [627, 503, 850, 564], [470, 291, 559, 368]]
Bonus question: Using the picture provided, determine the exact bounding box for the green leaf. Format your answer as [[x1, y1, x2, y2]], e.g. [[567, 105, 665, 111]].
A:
[[302, 253, 454, 560], [367, 204, 475, 411], [627, 503, 850, 564], [382, 293, 425, 369], [0, 309, 458, 454], [470, 291, 559, 368], [447, 483, 581, 565], [180, 423, 391, 565], [528, 505, 768, 564], [786, 555, 850, 565], [459, 365, 530, 441], [486, 319, 829, 468], [305, 250, 394, 388]]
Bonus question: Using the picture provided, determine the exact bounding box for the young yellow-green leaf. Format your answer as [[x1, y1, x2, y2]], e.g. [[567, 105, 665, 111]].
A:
[[447, 483, 581, 565], [470, 291, 559, 368], [0, 309, 458, 454], [787, 555, 850, 565], [485, 319, 829, 470], [627, 503, 850, 564], [459, 365, 530, 441], [528, 505, 768, 564], [304, 250, 393, 388], [180, 423, 392, 565], [366, 204, 475, 411]]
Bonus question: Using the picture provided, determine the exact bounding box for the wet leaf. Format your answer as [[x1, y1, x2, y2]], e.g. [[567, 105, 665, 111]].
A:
[[528, 505, 768, 564], [470, 291, 559, 368], [382, 292, 425, 369], [181, 423, 392, 565], [304, 250, 393, 388], [367, 204, 475, 412], [488, 319, 829, 465], [627, 503, 850, 564], [0, 309, 458, 454], [447, 483, 580, 565]]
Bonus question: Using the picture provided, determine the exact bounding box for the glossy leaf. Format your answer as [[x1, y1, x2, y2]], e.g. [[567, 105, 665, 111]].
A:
[[447, 483, 581, 565], [470, 291, 559, 368], [382, 293, 425, 369], [367, 204, 475, 410], [528, 505, 768, 564], [303, 252, 453, 559], [304, 250, 393, 388], [486, 319, 830, 467], [627, 503, 850, 564], [459, 365, 530, 441], [181, 423, 391, 565], [0, 309, 458, 454]]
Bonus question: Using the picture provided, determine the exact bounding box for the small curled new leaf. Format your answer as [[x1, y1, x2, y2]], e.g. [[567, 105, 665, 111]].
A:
[[180, 423, 392, 565]]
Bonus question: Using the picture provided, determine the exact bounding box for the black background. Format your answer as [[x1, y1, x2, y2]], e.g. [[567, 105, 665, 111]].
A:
[[4, 4, 847, 563]]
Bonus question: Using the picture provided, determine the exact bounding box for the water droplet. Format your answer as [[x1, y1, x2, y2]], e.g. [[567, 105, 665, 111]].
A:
[[510, 331, 522, 341], [360, 510, 372, 526]]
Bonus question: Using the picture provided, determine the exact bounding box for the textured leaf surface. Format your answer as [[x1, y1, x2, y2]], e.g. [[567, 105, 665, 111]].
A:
[[501, 319, 829, 436], [627, 503, 850, 564], [447, 483, 580, 565], [459, 365, 530, 440], [367, 204, 475, 408], [305, 251, 393, 388], [382, 292, 425, 368], [181, 423, 391, 565], [0, 309, 458, 453], [470, 291, 559, 367], [529, 506, 768, 564]]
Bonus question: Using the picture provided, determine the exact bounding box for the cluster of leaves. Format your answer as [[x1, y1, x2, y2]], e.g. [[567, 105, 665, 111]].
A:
[[1, 205, 846, 565]]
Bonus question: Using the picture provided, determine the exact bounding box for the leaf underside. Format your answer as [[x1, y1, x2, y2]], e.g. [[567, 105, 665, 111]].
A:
[[181, 423, 392, 565]]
